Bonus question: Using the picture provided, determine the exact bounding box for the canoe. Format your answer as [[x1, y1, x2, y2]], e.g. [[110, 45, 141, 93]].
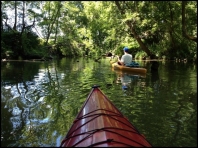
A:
[[110, 61, 147, 74], [60, 86, 152, 147]]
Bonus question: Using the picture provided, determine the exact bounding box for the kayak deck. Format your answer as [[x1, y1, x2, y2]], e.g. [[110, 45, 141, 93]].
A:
[[60, 86, 152, 147]]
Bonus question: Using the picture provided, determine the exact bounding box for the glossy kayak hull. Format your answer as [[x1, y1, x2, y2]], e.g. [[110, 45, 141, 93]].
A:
[[60, 86, 152, 147], [111, 68, 146, 78], [111, 61, 147, 74]]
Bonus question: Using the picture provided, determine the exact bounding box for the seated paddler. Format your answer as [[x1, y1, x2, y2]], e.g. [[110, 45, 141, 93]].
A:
[[117, 47, 133, 66]]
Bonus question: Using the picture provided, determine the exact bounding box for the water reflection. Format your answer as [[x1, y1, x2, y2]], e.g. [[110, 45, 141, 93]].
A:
[[120, 73, 132, 90], [150, 69, 160, 94], [115, 72, 140, 91], [1, 58, 197, 147]]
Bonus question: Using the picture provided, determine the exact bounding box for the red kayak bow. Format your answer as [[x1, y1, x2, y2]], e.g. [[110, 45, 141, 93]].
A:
[[60, 85, 152, 147]]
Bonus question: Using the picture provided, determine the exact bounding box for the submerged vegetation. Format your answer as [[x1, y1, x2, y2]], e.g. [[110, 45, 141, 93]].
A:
[[1, 1, 197, 62]]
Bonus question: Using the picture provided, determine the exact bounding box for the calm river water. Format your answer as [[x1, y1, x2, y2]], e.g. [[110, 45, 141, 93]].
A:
[[1, 57, 197, 147]]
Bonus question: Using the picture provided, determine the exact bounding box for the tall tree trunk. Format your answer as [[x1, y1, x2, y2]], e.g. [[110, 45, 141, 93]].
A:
[[126, 20, 152, 57], [21, 1, 26, 35], [54, 18, 59, 44], [182, 1, 197, 42], [1, 1, 3, 31], [45, 1, 61, 46], [45, 1, 51, 46], [13, 1, 17, 31], [19, 1, 26, 58], [168, 2, 176, 49], [167, 1, 177, 59]]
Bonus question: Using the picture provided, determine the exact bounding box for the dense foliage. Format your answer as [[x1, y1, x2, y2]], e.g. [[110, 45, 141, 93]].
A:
[[1, 1, 197, 61]]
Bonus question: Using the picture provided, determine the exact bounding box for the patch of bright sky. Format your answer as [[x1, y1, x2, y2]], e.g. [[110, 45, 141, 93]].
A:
[[4, 5, 44, 38]]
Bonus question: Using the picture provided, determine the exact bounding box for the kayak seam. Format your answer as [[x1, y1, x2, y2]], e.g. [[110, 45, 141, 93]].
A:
[[75, 108, 124, 120], [61, 127, 148, 147], [73, 112, 124, 125], [61, 112, 147, 147], [66, 112, 137, 138], [87, 139, 136, 147]]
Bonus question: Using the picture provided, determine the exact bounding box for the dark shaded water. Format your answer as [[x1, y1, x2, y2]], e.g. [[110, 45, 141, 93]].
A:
[[1, 57, 197, 147]]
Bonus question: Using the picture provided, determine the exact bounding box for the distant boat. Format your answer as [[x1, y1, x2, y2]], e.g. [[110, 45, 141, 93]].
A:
[[110, 61, 147, 74]]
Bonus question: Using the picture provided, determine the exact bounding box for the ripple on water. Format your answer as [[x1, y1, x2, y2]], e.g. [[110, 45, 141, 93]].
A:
[[26, 117, 50, 125], [4, 86, 11, 89], [22, 108, 30, 123], [1, 59, 197, 147], [12, 106, 22, 116], [10, 116, 22, 129]]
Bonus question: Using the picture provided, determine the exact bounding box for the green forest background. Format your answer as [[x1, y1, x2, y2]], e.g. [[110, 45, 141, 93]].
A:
[[1, 1, 197, 62]]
